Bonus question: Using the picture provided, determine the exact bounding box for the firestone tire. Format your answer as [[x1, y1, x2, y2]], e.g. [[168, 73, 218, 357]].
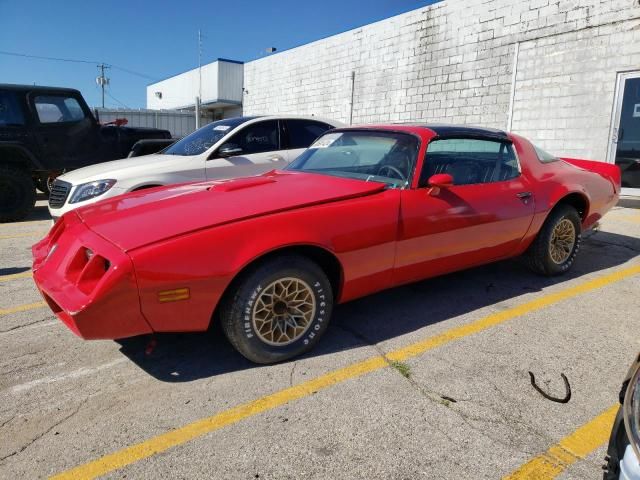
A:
[[0, 164, 37, 223], [524, 204, 582, 276], [220, 255, 334, 364]]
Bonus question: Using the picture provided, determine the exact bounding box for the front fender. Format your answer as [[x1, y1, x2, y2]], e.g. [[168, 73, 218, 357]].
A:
[[129, 190, 400, 333]]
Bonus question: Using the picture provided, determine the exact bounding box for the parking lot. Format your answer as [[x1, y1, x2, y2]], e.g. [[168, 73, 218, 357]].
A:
[[0, 195, 638, 479]]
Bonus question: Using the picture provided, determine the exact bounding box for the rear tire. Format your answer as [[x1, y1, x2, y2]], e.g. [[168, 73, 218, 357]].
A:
[[0, 164, 37, 222], [524, 204, 581, 276], [220, 255, 333, 364]]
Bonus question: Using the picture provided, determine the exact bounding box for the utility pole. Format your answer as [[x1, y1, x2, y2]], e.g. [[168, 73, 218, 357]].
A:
[[197, 30, 203, 128], [96, 64, 110, 108], [198, 30, 203, 103]]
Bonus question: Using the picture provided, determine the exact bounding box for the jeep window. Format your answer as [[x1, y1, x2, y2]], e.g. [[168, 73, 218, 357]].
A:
[[164, 117, 254, 156], [34, 95, 85, 123], [0, 91, 25, 126]]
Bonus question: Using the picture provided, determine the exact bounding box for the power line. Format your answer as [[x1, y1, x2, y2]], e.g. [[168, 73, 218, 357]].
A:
[[105, 89, 130, 109], [0, 50, 158, 81], [110, 65, 157, 81], [0, 49, 98, 65]]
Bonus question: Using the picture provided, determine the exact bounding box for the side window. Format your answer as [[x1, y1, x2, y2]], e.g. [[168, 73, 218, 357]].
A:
[[422, 138, 519, 186], [533, 144, 558, 163], [0, 91, 25, 126], [227, 120, 279, 154], [286, 120, 332, 149], [34, 95, 86, 124]]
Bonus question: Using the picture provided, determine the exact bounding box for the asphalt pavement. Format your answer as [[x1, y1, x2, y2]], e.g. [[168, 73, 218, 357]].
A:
[[1, 195, 639, 479]]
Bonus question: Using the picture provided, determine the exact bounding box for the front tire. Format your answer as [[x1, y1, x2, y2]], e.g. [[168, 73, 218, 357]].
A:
[[524, 204, 582, 276], [0, 164, 37, 222], [220, 255, 333, 364]]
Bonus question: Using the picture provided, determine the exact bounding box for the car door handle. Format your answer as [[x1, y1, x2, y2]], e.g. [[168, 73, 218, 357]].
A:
[[269, 155, 284, 161], [516, 192, 532, 201]]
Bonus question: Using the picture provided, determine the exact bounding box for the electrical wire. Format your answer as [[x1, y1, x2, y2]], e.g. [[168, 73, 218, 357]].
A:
[[105, 90, 130, 109], [0, 50, 158, 81]]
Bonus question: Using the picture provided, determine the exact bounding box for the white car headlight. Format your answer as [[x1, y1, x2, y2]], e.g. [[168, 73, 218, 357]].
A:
[[69, 180, 116, 204], [624, 363, 640, 463]]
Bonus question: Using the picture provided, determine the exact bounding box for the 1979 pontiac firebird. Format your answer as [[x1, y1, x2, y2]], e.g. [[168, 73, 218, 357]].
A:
[[32, 124, 621, 364]]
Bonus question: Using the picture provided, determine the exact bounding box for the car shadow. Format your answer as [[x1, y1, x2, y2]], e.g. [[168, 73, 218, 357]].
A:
[[11, 204, 52, 223], [0, 266, 31, 276], [117, 229, 639, 382]]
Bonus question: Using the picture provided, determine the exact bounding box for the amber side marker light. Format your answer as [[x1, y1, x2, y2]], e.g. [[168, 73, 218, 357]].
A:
[[158, 288, 190, 303]]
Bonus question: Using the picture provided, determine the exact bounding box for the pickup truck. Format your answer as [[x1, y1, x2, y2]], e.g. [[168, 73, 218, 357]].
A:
[[0, 84, 171, 222]]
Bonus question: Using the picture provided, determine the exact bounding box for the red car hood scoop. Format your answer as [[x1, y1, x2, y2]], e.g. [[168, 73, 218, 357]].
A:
[[208, 176, 276, 192], [76, 171, 386, 251]]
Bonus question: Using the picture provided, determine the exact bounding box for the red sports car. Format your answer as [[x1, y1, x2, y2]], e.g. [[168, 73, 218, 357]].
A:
[[32, 124, 621, 364]]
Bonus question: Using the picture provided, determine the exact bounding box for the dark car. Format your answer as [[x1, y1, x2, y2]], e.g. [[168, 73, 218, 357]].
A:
[[0, 84, 171, 222], [603, 354, 640, 479]]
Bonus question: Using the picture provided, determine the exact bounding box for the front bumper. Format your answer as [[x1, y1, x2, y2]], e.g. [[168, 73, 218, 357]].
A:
[[47, 185, 127, 223], [32, 212, 153, 339]]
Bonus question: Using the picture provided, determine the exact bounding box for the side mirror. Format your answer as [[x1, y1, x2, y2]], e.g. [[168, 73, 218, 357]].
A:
[[218, 144, 243, 158], [428, 173, 454, 188]]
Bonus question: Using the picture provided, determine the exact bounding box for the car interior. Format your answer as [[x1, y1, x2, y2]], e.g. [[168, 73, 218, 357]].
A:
[[421, 140, 520, 186]]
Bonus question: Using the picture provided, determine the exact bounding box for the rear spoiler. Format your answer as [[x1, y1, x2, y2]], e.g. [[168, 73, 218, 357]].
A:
[[561, 157, 621, 191]]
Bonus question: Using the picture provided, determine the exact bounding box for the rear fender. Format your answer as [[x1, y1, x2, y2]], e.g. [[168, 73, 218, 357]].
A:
[[561, 157, 622, 193], [0, 143, 44, 170]]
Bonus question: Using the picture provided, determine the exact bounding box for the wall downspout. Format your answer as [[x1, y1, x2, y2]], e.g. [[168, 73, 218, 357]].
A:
[[506, 41, 520, 132]]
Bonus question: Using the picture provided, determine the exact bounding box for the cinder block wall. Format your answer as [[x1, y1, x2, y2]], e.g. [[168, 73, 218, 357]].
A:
[[243, 0, 640, 159]]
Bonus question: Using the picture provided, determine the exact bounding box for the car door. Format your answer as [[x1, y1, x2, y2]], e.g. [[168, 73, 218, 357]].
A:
[[393, 137, 535, 285], [205, 119, 288, 179], [282, 119, 334, 162], [29, 92, 99, 170]]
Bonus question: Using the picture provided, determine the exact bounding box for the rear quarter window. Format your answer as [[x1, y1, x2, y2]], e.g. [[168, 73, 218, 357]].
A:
[[0, 91, 25, 126], [533, 145, 559, 163]]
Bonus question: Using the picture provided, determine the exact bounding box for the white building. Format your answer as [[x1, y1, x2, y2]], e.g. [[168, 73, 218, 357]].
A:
[[148, 0, 640, 195], [147, 58, 243, 120]]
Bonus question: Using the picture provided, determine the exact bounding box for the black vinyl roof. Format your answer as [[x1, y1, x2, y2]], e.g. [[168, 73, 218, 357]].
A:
[[0, 83, 81, 94], [401, 123, 509, 141]]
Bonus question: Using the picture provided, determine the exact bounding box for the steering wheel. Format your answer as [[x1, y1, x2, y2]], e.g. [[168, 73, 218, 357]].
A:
[[377, 165, 406, 182]]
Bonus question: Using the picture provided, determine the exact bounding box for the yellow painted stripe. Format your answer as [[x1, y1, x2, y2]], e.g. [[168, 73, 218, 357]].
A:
[[0, 301, 47, 317], [0, 271, 33, 282], [502, 405, 618, 480], [0, 230, 47, 240], [50, 264, 640, 480]]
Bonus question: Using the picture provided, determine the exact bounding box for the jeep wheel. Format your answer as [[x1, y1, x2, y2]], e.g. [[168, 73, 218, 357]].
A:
[[220, 255, 333, 364], [35, 176, 53, 197], [524, 204, 582, 276], [0, 164, 37, 222]]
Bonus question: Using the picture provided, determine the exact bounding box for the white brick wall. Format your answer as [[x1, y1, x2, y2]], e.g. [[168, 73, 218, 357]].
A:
[[243, 0, 640, 159]]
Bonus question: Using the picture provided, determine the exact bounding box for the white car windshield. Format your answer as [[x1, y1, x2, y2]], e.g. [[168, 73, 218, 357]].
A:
[[287, 130, 419, 188], [163, 117, 256, 156]]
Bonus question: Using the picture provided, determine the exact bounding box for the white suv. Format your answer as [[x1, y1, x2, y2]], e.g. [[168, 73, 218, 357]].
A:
[[48, 115, 342, 220]]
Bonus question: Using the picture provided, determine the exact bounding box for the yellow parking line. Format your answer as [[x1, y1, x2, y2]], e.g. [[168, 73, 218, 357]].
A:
[[50, 263, 640, 480], [0, 271, 33, 282], [0, 301, 47, 317], [0, 230, 47, 240], [502, 405, 618, 479]]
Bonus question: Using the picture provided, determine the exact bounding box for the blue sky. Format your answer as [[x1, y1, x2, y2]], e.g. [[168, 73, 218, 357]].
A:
[[0, 0, 435, 109]]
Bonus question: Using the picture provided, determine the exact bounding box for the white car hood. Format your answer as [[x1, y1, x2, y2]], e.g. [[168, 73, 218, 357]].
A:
[[58, 154, 189, 185]]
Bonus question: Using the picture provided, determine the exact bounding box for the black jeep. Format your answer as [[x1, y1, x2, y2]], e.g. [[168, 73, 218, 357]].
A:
[[0, 84, 172, 222]]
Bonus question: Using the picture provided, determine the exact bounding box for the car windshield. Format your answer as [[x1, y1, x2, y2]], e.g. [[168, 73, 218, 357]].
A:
[[163, 117, 254, 156], [286, 130, 419, 188]]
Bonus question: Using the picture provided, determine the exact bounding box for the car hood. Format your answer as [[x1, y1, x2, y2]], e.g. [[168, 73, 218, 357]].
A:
[[58, 154, 189, 184], [74, 171, 386, 251]]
